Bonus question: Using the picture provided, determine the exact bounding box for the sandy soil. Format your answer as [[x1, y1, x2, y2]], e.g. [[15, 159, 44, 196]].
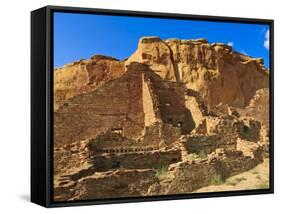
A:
[[194, 158, 270, 193]]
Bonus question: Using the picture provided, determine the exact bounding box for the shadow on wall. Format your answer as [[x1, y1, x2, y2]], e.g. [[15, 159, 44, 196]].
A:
[[146, 70, 196, 134]]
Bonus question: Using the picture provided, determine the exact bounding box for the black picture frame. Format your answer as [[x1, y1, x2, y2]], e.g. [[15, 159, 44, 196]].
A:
[[31, 5, 274, 208]]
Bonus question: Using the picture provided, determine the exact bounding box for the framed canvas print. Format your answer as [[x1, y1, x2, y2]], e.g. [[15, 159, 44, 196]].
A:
[[31, 5, 274, 207]]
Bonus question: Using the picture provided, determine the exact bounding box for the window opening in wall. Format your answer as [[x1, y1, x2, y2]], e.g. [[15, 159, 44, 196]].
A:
[[243, 125, 249, 133], [112, 161, 120, 169], [177, 122, 183, 127], [111, 128, 123, 135]]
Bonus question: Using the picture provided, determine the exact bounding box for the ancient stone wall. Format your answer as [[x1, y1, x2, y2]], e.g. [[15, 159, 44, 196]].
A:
[[205, 116, 237, 135], [54, 142, 264, 201], [147, 71, 196, 134], [87, 122, 181, 154], [235, 118, 261, 142], [87, 129, 165, 155], [53, 37, 270, 201], [215, 149, 263, 178], [240, 88, 269, 125], [54, 169, 158, 201], [54, 66, 145, 147], [142, 73, 157, 126], [91, 148, 181, 171], [148, 147, 263, 195], [182, 115, 262, 155], [184, 89, 207, 128], [54, 61, 201, 147], [182, 134, 236, 155], [53, 140, 90, 176]]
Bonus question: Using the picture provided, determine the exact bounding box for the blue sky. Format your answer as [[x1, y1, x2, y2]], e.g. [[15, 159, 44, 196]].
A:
[[54, 12, 270, 68]]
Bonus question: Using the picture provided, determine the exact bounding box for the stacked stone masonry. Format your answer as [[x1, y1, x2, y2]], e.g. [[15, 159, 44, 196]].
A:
[[53, 37, 270, 201]]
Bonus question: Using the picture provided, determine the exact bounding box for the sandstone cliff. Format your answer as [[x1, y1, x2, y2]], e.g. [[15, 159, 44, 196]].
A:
[[54, 55, 125, 111], [55, 37, 269, 111], [126, 37, 269, 109], [53, 37, 270, 201]]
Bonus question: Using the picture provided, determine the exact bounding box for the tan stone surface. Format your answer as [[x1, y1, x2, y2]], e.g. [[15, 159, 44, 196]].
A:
[[53, 37, 270, 201], [194, 158, 270, 193], [54, 55, 125, 111], [239, 88, 269, 125], [127, 37, 269, 109]]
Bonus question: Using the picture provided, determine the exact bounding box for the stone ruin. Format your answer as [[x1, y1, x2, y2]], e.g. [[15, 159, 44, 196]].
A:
[[53, 37, 270, 201]]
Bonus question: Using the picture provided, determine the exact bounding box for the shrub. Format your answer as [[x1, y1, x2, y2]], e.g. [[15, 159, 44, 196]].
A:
[[211, 173, 225, 185], [154, 165, 168, 179], [198, 150, 207, 159]]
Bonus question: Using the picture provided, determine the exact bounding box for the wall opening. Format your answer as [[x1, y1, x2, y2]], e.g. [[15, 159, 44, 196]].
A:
[[112, 161, 120, 169], [177, 122, 183, 127], [111, 128, 123, 135]]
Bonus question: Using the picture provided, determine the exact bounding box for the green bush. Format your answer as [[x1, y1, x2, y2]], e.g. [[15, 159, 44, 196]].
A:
[[211, 173, 225, 185], [154, 165, 168, 179]]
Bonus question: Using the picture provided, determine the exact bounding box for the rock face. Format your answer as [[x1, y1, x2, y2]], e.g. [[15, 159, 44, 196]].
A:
[[127, 37, 269, 109], [53, 37, 270, 201], [54, 55, 125, 111]]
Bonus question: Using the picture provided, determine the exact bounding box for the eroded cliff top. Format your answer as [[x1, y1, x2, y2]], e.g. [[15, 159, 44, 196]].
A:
[[134, 36, 268, 69], [54, 37, 269, 111]]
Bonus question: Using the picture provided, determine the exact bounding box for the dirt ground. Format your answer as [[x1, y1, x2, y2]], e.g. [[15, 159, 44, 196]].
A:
[[194, 158, 270, 193]]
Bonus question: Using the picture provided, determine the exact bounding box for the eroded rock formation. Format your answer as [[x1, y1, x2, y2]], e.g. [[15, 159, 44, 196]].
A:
[[127, 37, 269, 109], [53, 37, 270, 201], [54, 55, 125, 111]]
